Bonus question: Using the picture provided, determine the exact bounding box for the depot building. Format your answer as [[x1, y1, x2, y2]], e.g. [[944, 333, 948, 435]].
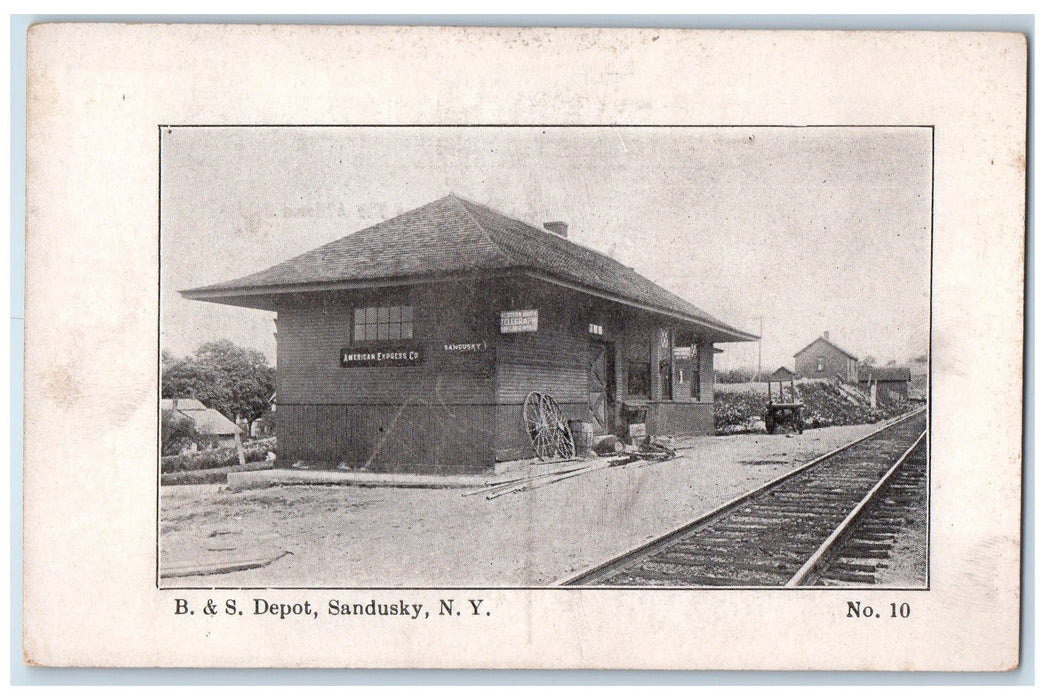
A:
[[183, 195, 756, 474]]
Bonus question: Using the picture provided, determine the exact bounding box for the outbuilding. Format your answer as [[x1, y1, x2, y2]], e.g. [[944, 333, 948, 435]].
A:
[[857, 366, 913, 403], [182, 195, 756, 473]]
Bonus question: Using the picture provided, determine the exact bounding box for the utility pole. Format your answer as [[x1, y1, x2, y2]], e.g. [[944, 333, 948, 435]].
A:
[[752, 315, 763, 382], [756, 317, 764, 384]]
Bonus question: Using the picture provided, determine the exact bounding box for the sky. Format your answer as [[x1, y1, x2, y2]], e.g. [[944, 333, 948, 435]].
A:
[[161, 126, 932, 372]]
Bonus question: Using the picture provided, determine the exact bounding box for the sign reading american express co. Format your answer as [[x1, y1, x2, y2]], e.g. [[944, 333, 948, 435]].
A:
[[500, 309, 538, 333], [339, 345, 423, 367]]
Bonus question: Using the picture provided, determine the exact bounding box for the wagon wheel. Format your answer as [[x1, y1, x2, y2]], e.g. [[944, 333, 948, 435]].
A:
[[540, 394, 576, 460], [522, 392, 576, 461], [523, 392, 544, 442], [523, 392, 557, 461]]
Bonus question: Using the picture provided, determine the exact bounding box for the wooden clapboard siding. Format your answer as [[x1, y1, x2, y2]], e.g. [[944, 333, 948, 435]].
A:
[[277, 402, 496, 472], [495, 364, 588, 405], [271, 274, 724, 472], [274, 281, 498, 472], [490, 277, 590, 458], [493, 277, 590, 406], [277, 282, 496, 406]]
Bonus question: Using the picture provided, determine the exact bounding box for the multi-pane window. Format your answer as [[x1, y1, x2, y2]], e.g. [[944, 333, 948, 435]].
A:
[[353, 305, 413, 342]]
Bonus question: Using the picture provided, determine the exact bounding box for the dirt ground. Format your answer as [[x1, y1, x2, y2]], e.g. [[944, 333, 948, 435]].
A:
[[159, 422, 887, 588]]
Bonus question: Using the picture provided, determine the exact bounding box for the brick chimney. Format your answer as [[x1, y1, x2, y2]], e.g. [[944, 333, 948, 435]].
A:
[[823, 331, 830, 340], [543, 221, 568, 237]]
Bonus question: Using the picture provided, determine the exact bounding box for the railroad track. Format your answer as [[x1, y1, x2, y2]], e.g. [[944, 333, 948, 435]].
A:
[[562, 409, 928, 588], [801, 434, 928, 587]]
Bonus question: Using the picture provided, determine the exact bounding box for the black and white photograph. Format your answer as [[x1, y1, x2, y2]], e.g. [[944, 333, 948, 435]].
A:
[[159, 125, 931, 589]]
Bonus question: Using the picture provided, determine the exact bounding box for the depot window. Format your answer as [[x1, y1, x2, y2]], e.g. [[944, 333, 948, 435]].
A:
[[353, 305, 413, 342]]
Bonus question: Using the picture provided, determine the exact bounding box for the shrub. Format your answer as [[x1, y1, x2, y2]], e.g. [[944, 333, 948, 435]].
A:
[[714, 390, 767, 433], [160, 437, 277, 473], [160, 461, 272, 486], [716, 368, 755, 384]]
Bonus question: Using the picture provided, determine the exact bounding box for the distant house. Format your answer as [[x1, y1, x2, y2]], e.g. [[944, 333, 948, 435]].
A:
[[161, 398, 242, 450], [857, 366, 912, 403], [793, 332, 858, 383]]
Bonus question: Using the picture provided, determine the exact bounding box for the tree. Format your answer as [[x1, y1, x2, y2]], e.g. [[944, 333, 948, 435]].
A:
[[162, 340, 275, 423], [161, 409, 201, 456], [859, 355, 877, 368]]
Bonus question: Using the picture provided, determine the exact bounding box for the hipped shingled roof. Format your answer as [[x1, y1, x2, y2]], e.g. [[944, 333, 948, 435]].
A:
[[182, 195, 756, 342]]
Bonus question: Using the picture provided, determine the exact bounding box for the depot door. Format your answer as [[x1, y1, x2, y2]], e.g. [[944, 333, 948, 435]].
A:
[[588, 342, 615, 435]]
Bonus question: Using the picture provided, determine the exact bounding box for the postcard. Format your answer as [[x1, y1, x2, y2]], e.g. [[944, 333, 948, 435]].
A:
[[23, 24, 1025, 670]]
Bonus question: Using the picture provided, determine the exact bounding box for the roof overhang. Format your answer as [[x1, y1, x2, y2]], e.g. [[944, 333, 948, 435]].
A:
[[180, 269, 513, 310], [520, 270, 758, 343], [181, 267, 759, 343]]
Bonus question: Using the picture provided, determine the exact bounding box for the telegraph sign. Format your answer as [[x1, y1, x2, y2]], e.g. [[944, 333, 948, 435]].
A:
[[500, 309, 538, 334]]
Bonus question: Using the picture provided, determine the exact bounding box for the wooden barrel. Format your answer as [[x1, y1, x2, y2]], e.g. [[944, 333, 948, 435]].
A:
[[570, 421, 596, 455]]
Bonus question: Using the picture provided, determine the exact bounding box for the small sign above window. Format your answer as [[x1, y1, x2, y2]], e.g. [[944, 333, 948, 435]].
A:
[[500, 309, 538, 334]]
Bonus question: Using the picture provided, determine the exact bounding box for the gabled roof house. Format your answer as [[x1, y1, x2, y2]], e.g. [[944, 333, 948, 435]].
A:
[[161, 398, 242, 448], [794, 331, 859, 383]]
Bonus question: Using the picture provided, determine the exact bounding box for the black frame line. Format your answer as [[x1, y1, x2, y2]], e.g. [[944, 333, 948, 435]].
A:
[[156, 123, 934, 593]]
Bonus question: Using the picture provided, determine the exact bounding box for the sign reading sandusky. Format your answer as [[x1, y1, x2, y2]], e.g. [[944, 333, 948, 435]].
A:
[[500, 309, 538, 333], [340, 345, 423, 367]]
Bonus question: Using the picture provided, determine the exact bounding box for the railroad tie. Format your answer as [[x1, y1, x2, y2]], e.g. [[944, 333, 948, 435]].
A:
[[833, 557, 881, 573]]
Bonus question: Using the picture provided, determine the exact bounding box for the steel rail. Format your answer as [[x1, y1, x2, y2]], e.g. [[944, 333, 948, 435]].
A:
[[784, 428, 928, 587], [460, 462, 587, 497], [560, 407, 926, 586]]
